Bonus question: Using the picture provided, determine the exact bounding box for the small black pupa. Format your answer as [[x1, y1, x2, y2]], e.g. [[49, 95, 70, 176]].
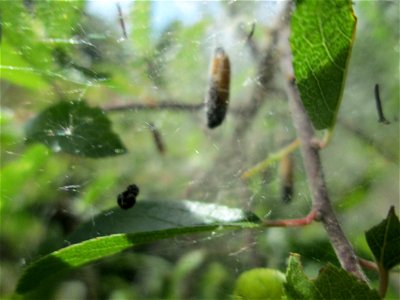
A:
[[117, 184, 139, 209], [205, 47, 231, 129]]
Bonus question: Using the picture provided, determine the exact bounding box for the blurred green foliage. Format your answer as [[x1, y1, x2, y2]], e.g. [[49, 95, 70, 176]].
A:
[[0, 1, 399, 299]]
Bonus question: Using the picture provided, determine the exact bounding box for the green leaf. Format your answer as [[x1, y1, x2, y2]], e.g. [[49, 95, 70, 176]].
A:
[[68, 200, 260, 243], [0, 1, 54, 89], [314, 265, 380, 299], [285, 254, 380, 300], [0, 40, 49, 90], [0, 145, 50, 211], [16, 200, 260, 295], [284, 254, 316, 299], [0, 1, 88, 90], [365, 206, 400, 271], [0, 1, 52, 68], [25, 101, 126, 158], [290, 0, 357, 129]]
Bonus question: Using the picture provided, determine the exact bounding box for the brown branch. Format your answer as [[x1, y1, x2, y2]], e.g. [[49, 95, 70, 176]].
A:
[[102, 99, 282, 118], [102, 101, 204, 112], [278, 25, 368, 282], [147, 122, 166, 155]]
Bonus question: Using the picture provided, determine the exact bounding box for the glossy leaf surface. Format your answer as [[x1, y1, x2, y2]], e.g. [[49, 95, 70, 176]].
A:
[[290, 0, 357, 129], [16, 200, 260, 295]]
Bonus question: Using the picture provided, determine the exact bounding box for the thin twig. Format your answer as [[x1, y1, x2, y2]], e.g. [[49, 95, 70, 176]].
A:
[[238, 22, 260, 59], [116, 3, 128, 40], [278, 24, 368, 282], [374, 83, 390, 124], [102, 99, 271, 117], [241, 139, 300, 180], [147, 122, 166, 155], [103, 101, 204, 112]]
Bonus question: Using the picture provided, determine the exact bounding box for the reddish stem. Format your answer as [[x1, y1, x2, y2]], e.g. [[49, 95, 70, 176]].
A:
[[358, 257, 379, 272], [263, 209, 317, 227]]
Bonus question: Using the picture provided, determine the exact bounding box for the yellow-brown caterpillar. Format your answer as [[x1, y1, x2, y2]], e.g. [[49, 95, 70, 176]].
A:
[[205, 47, 231, 128], [279, 154, 294, 203]]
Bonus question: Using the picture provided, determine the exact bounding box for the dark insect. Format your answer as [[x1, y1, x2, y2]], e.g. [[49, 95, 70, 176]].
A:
[[205, 47, 231, 128], [279, 154, 294, 203], [117, 184, 140, 209]]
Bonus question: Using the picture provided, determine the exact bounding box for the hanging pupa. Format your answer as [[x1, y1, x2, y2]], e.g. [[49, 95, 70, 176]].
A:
[[205, 47, 231, 129], [279, 154, 294, 203]]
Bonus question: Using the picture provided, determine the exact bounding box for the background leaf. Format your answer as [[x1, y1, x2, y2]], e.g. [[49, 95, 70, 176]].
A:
[[285, 254, 380, 300], [25, 101, 126, 158], [166, 249, 206, 299], [34, 0, 85, 39], [68, 200, 260, 243], [16, 200, 260, 295], [284, 254, 316, 300], [0, 40, 49, 90], [0, 1, 53, 89], [365, 206, 400, 270], [290, 0, 357, 129]]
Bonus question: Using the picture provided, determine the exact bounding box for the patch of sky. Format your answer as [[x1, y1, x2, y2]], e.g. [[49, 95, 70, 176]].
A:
[[86, 0, 221, 38]]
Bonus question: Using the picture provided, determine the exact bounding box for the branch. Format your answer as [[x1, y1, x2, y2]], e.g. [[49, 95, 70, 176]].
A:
[[241, 139, 300, 180], [278, 25, 368, 282], [237, 22, 260, 60], [102, 100, 272, 120], [102, 101, 204, 112]]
